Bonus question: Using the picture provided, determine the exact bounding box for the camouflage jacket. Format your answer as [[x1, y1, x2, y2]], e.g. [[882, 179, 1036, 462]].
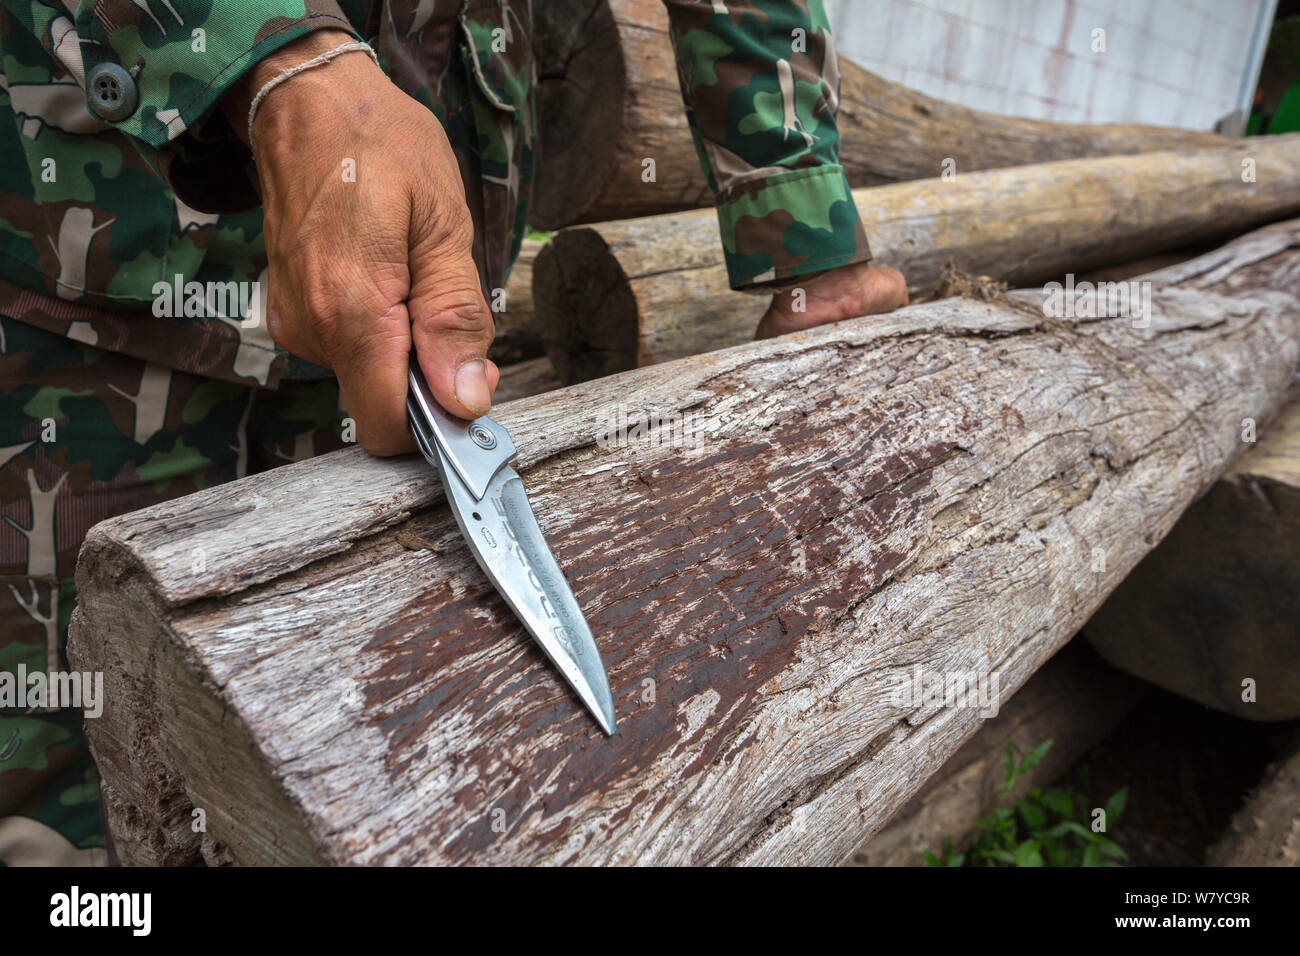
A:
[[0, 0, 867, 388]]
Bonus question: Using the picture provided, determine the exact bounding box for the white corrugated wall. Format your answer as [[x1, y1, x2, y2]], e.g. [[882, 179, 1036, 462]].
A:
[[824, 0, 1276, 130]]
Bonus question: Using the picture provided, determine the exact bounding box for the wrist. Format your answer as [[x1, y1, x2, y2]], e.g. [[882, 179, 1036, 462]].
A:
[[219, 28, 362, 144]]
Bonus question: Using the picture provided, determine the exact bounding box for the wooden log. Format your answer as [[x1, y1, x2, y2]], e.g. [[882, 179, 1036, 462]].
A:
[[492, 356, 562, 404], [487, 238, 544, 367], [529, 0, 1226, 228], [1206, 728, 1300, 866], [1086, 396, 1300, 720], [847, 640, 1146, 867], [534, 136, 1300, 384], [68, 221, 1300, 865]]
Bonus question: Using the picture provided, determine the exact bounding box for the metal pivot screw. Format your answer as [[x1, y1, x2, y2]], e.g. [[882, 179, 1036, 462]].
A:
[[470, 423, 497, 449]]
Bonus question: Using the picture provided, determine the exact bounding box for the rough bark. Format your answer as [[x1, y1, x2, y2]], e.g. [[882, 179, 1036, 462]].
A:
[[68, 221, 1300, 866], [847, 640, 1146, 867], [534, 136, 1300, 384], [529, 0, 1226, 228], [1206, 729, 1300, 866], [1086, 394, 1300, 720]]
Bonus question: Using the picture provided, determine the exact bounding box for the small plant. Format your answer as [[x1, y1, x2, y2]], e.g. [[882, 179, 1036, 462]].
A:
[[923, 740, 1129, 867]]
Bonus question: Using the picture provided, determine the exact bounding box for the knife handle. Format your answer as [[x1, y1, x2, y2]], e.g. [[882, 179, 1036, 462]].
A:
[[407, 358, 516, 501]]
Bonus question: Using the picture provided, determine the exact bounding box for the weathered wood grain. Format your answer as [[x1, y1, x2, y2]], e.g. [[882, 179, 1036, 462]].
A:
[[534, 137, 1300, 383], [529, 0, 1226, 228], [847, 640, 1146, 867], [69, 221, 1300, 865]]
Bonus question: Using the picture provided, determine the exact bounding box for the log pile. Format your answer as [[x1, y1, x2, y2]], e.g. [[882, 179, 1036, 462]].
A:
[[63, 9, 1300, 864], [534, 136, 1300, 383], [69, 221, 1300, 865], [1087, 392, 1300, 720], [529, 0, 1226, 228]]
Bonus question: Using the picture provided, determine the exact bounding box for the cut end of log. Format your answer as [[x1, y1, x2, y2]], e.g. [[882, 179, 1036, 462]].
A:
[[534, 228, 640, 384], [530, 0, 628, 230]]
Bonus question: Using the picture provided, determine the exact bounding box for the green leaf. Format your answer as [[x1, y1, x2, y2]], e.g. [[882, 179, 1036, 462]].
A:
[[922, 849, 941, 867], [1014, 839, 1044, 867], [1082, 843, 1101, 867], [988, 818, 1017, 849], [1042, 787, 1074, 819], [1104, 786, 1129, 825], [1019, 739, 1054, 776], [1044, 841, 1071, 867], [1017, 798, 1047, 831], [1053, 821, 1096, 841], [1096, 836, 1128, 860], [948, 853, 965, 867]]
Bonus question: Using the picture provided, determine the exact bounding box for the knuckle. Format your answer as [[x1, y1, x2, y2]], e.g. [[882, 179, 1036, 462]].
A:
[[413, 293, 493, 342], [300, 277, 347, 330], [426, 193, 472, 238], [308, 307, 346, 355], [350, 320, 410, 368], [446, 209, 475, 250], [413, 189, 475, 253]]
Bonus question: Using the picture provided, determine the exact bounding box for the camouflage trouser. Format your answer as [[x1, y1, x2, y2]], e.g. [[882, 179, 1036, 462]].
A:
[[0, 314, 346, 865]]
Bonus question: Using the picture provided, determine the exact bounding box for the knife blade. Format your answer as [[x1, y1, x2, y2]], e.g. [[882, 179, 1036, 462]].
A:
[[406, 361, 616, 734]]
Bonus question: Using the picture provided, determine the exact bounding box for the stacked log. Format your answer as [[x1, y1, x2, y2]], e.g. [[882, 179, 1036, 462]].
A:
[[533, 136, 1300, 383], [529, 0, 1226, 228], [69, 221, 1300, 865]]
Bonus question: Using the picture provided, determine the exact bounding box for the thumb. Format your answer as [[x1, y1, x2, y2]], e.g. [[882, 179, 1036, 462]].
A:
[[408, 240, 500, 421]]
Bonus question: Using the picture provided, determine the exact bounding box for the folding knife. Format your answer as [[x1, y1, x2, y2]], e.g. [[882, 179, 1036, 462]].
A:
[[407, 362, 616, 734]]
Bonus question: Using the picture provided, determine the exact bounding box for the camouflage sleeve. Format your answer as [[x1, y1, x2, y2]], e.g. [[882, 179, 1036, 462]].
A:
[[662, 0, 870, 291], [0, 0, 359, 212]]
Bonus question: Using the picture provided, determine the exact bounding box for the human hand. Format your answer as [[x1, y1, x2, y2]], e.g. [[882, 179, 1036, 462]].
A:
[[224, 29, 498, 455]]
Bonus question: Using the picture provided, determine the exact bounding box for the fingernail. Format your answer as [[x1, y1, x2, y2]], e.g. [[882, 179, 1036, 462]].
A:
[[454, 360, 492, 417]]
